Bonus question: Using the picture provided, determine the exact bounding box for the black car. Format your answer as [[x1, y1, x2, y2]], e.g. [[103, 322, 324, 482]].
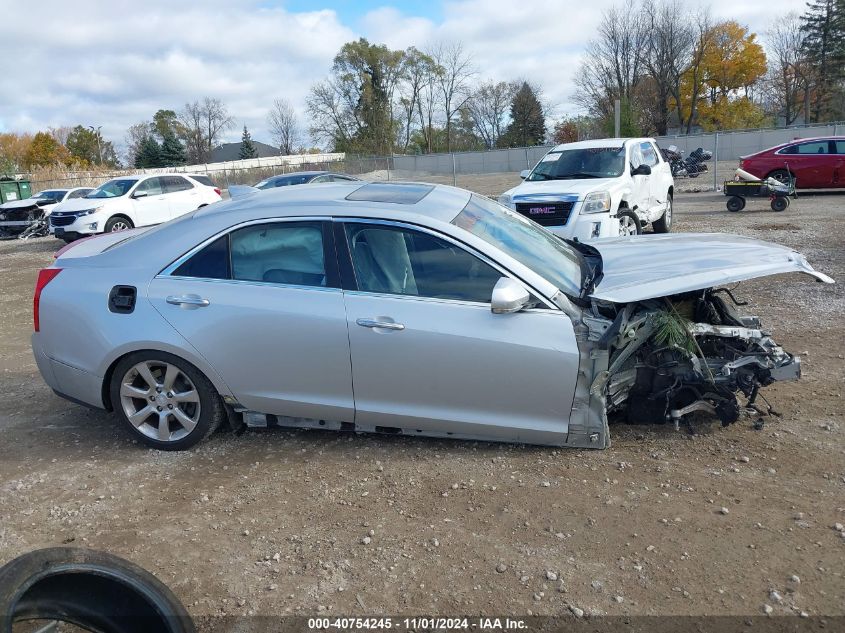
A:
[[253, 171, 360, 189]]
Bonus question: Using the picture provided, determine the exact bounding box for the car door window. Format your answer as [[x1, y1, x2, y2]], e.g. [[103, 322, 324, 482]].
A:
[[640, 142, 659, 166], [163, 176, 194, 193], [345, 224, 502, 303], [792, 141, 828, 155], [231, 222, 327, 287], [68, 189, 90, 199], [833, 141, 845, 154], [629, 143, 645, 170], [135, 177, 164, 196], [172, 235, 230, 280]]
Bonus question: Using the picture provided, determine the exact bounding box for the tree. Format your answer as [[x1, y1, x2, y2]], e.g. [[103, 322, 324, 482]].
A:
[[179, 98, 234, 162], [0, 132, 33, 173], [160, 132, 186, 165], [764, 13, 810, 125], [24, 132, 71, 169], [239, 125, 258, 159], [267, 98, 300, 155], [307, 38, 405, 154], [552, 119, 579, 144], [135, 136, 162, 168], [677, 8, 714, 132], [65, 125, 99, 165], [152, 109, 185, 141], [466, 80, 517, 149], [125, 122, 153, 167], [574, 0, 649, 134], [499, 82, 546, 147], [431, 41, 475, 152], [641, 0, 696, 134], [801, 0, 845, 121], [396, 47, 438, 152]]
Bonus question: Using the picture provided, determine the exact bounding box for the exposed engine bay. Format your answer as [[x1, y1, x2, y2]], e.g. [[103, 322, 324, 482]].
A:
[[581, 287, 799, 439]]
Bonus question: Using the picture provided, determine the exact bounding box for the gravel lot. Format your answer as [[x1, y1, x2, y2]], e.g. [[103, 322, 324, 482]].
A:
[[0, 180, 843, 623]]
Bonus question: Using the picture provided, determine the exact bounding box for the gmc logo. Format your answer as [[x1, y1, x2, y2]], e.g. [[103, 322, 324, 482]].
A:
[[529, 206, 556, 215]]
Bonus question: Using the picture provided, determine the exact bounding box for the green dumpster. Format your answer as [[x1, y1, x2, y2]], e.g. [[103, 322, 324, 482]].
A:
[[0, 179, 32, 204]]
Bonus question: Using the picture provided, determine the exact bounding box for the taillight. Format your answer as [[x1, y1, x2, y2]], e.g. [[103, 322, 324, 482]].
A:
[[34, 268, 62, 332], [213, 187, 222, 196]]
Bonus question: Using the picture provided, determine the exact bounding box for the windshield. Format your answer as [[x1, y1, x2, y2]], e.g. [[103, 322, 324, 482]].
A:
[[527, 147, 626, 181], [452, 195, 582, 296], [86, 179, 137, 199], [33, 190, 66, 202]]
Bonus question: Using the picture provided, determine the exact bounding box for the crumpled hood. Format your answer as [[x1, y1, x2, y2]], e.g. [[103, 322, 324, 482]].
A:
[[0, 197, 48, 210], [503, 177, 619, 201], [589, 233, 834, 303]]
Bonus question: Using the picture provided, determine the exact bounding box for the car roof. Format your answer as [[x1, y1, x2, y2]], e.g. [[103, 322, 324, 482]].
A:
[[196, 181, 470, 224], [266, 171, 329, 178], [551, 137, 654, 152]]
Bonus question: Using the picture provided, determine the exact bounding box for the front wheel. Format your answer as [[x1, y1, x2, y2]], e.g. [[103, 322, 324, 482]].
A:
[[104, 216, 134, 232], [726, 196, 746, 212], [652, 195, 673, 233], [771, 197, 789, 212], [109, 351, 225, 450], [617, 209, 641, 236]]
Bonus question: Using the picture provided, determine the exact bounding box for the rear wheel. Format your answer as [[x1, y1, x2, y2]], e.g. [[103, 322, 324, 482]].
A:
[[617, 209, 641, 236], [652, 194, 673, 233], [109, 351, 224, 450], [104, 216, 133, 232], [767, 169, 791, 185]]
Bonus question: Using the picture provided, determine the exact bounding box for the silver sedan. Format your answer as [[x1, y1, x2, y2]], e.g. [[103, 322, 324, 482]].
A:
[[32, 182, 833, 450]]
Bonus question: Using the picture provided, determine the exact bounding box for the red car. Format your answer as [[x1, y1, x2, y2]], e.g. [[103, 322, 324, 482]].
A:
[[739, 136, 845, 189]]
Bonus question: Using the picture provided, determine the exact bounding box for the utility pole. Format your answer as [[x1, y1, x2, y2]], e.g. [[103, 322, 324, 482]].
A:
[[614, 100, 621, 138], [88, 125, 103, 164]]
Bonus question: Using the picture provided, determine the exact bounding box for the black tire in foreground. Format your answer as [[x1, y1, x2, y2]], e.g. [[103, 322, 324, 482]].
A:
[[771, 197, 789, 212], [109, 350, 225, 450], [726, 196, 746, 212], [652, 195, 673, 233], [0, 547, 195, 633]]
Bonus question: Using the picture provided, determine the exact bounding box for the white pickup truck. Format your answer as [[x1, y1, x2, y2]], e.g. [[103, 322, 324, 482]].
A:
[[498, 138, 675, 240]]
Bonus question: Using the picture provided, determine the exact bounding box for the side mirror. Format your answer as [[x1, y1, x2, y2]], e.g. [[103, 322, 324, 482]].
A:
[[631, 164, 651, 176], [519, 169, 531, 180], [491, 277, 531, 314], [132, 190, 149, 198]]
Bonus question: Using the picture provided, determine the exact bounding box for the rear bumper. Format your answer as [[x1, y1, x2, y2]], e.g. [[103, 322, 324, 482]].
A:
[[32, 333, 105, 409]]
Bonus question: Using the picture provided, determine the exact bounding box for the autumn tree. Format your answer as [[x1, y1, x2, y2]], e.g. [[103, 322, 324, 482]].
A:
[[24, 132, 71, 169], [64, 125, 117, 166], [0, 133, 33, 173], [552, 119, 579, 144]]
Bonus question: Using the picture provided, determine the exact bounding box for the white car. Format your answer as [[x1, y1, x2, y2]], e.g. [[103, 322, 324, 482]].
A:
[[49, 173, 222, 242], [0, 187, 93, 237], [498, 138, 674, 240]]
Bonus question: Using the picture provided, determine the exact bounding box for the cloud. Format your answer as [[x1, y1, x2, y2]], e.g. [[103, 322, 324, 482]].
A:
[[0, 0, 800, 155]]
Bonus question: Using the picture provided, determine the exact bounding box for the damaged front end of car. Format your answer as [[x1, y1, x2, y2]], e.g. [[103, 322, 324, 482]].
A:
[[560, 287, 803, 448]]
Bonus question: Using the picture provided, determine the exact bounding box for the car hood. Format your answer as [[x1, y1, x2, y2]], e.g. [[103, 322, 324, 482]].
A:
[[0, 197, 47, 210], [588, 233, 834, 303], [54, 197, 116, 211], [504, 177, 620, 201]]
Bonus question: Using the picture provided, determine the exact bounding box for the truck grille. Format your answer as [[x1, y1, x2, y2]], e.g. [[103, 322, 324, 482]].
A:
[[514, 201, 574, 227]]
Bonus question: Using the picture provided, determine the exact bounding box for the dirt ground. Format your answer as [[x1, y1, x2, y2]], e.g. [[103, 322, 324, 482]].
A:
[[0, 181, 843, 622]]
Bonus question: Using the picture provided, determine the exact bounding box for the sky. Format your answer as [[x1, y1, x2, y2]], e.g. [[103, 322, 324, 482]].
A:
[[0, 0, 799, 156]]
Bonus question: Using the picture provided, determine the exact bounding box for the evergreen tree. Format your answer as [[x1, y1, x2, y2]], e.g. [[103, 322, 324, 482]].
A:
[[499, 82, 546, 148], [801, 0, 845, 121], [238, 125, 258, 159], [135, 136, 162, 168], [159, 132, 186, 166]]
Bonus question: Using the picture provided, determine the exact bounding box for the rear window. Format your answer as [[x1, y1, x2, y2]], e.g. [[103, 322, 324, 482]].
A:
[[190, 175, 215, 187], [172, 235, 230, 279]]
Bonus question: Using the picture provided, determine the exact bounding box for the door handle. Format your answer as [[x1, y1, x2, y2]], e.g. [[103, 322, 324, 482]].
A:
[[166, 295, 210, 307], [356, 318, 404, 331]]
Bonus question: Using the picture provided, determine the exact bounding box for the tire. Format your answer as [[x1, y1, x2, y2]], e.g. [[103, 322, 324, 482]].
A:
[[652, 194, 673, 233], [771, 197, 789, 212], [0, 547, 195, 633], [109, 351, 225, 450], [104, 216, 134, 233], [617, 209, 641, 236], [767, 169, 791, 185], [726, 196, 746, 212]]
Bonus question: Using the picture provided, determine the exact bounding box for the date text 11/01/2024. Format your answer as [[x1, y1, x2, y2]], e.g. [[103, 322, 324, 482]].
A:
[[307, 617, 528, 630]]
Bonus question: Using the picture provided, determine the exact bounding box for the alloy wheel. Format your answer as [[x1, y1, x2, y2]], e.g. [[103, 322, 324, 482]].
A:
[[119, 361, 201, 442], [110, 220, 130, 232], [619, 215, 638, 236]]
